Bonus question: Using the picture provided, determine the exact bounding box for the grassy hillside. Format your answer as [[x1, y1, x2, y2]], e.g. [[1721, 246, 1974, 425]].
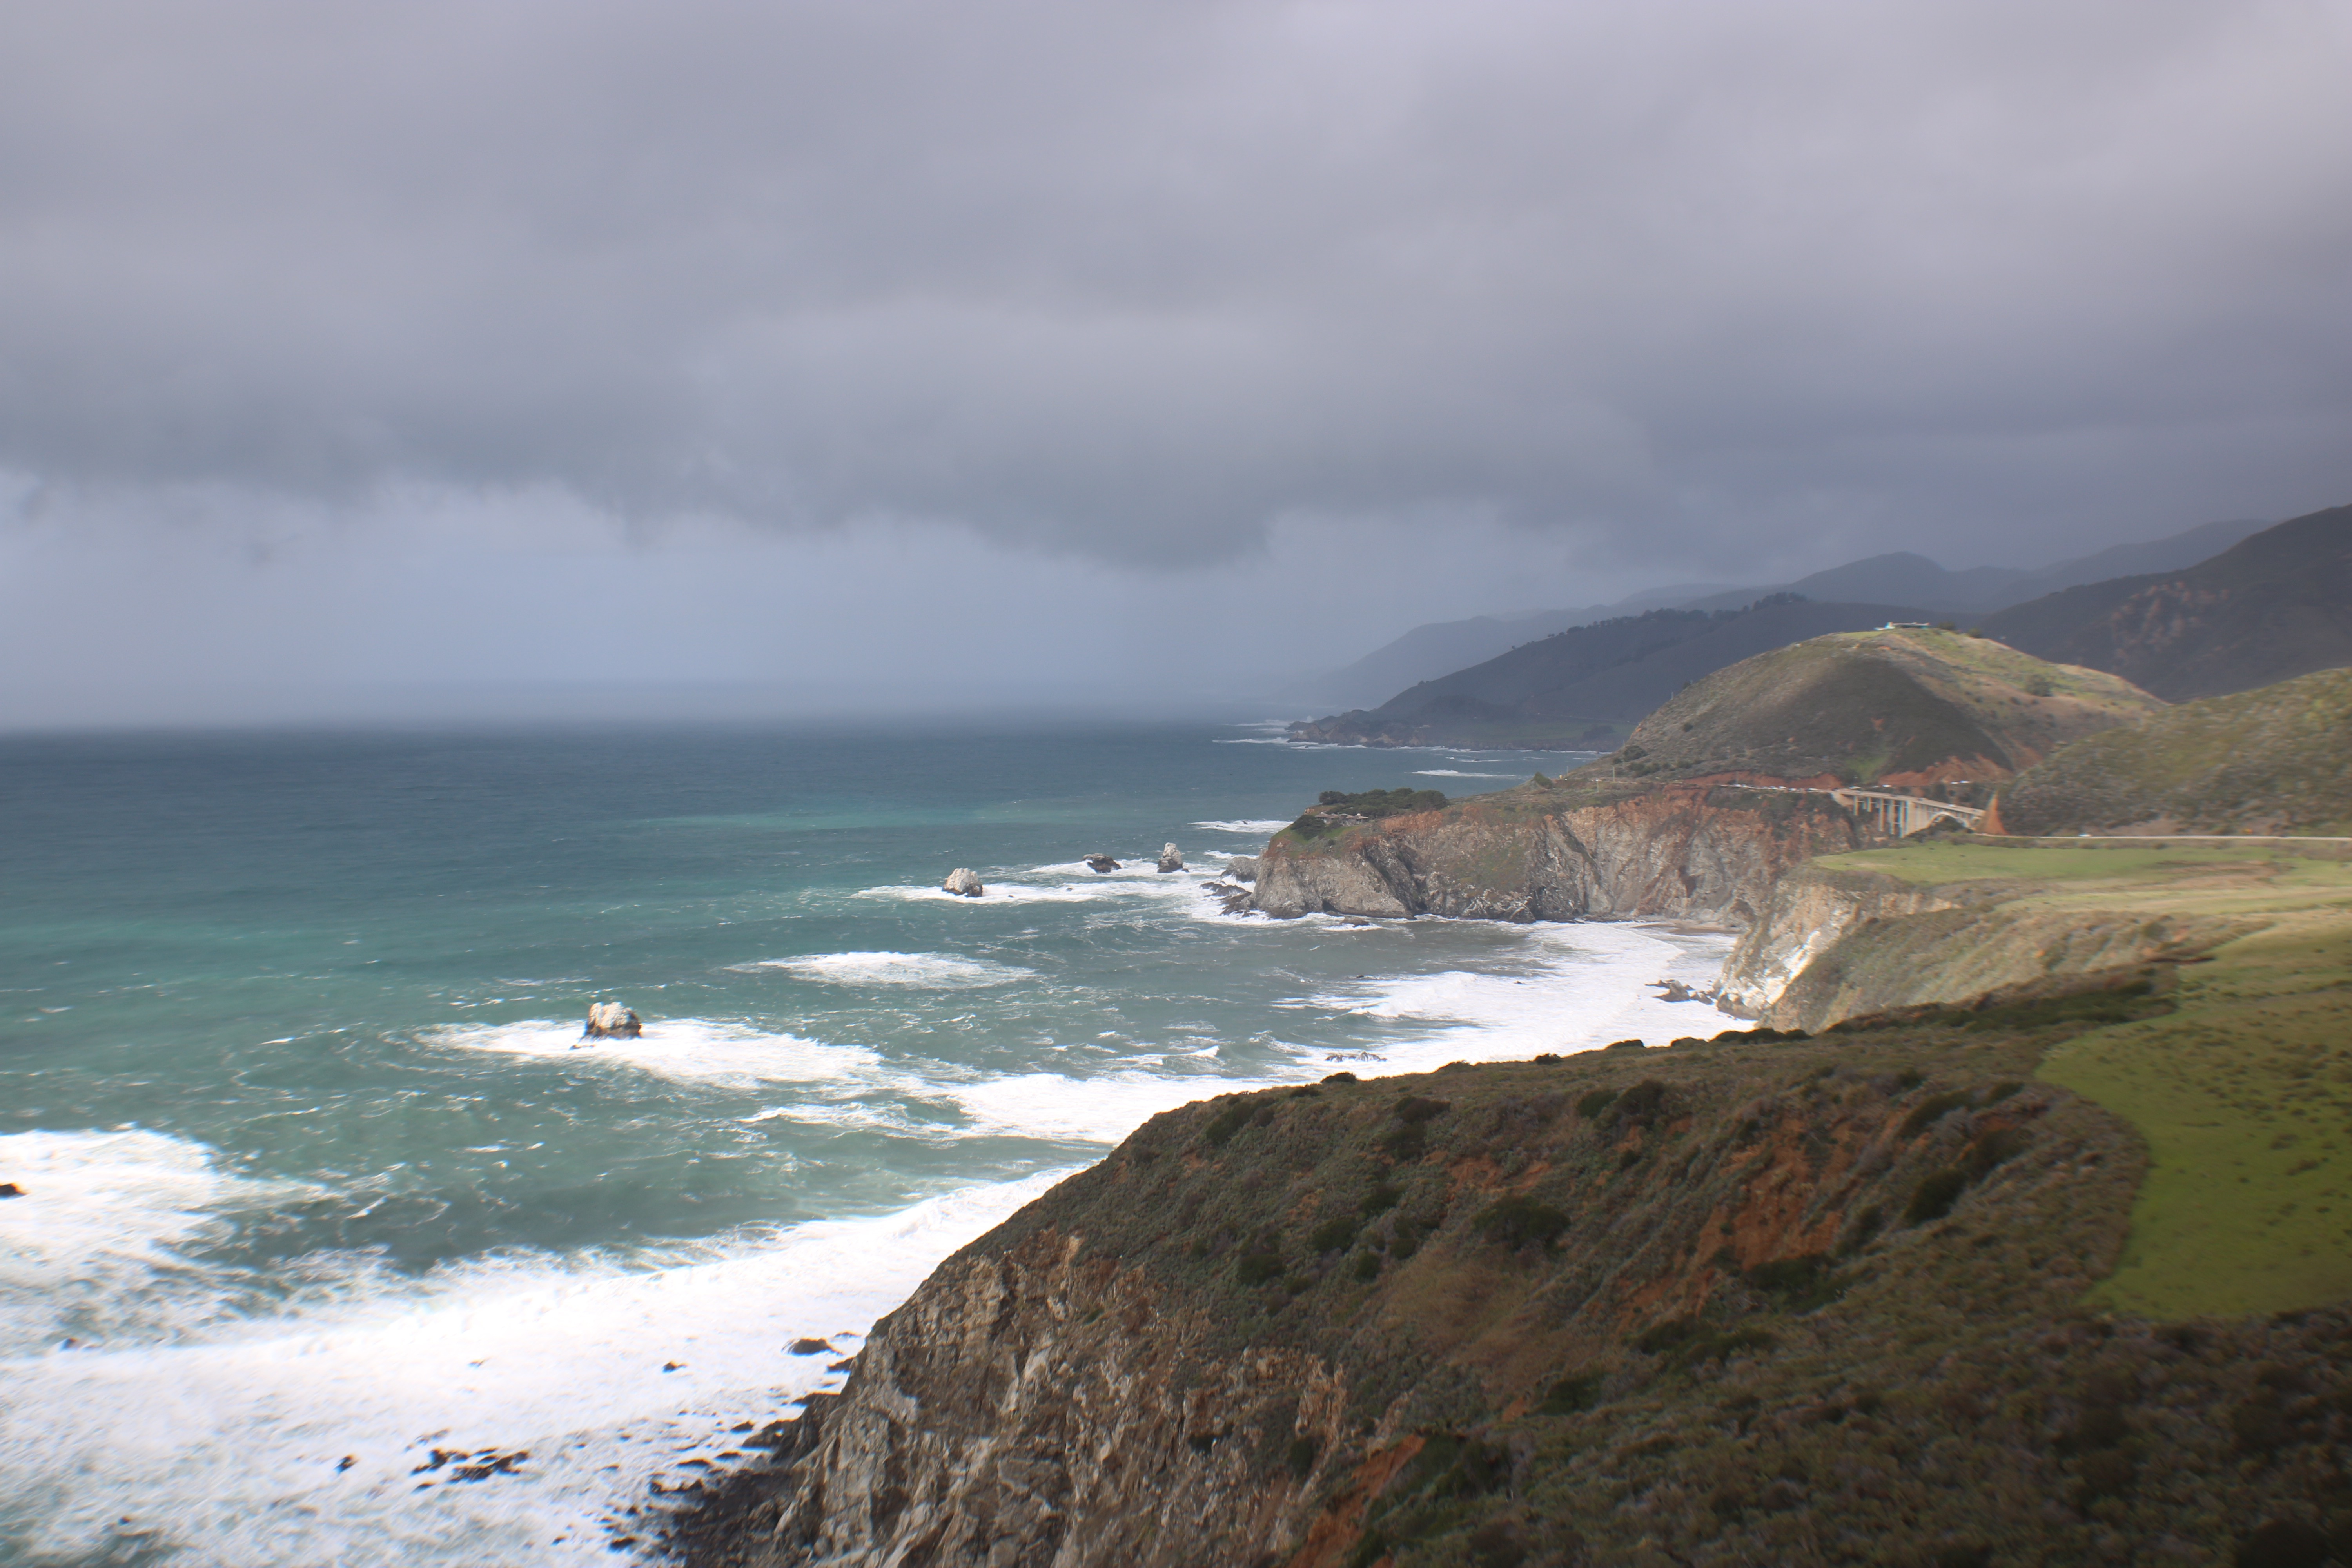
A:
[[1572, 626, 2161, 789], [1289, 600, 1940, 748], [1800, 838, 2352, 1318], [1982, 503, 2352, 700], [1996, 667, 2352, 837]]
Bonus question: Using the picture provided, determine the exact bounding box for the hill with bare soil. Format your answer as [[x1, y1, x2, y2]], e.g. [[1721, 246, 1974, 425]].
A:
[[1583, 625, 2161, 790]]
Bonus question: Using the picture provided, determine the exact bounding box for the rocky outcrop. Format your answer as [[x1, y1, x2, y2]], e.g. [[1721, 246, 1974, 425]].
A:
[[1156, 844, 1184, 873], [1085, 855, 1121, 873], [1248, 784, 1867, 925], [943, 868, 984, 897], [1715, 866, 1965, 1016], [582, 1002, 642, 1039], [1223, 855, 1258, 883]]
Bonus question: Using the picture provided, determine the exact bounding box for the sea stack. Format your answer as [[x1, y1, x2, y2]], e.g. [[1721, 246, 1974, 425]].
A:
[[943, 868, 985, 897], [582, 1002, 642, 1040], [1084, 855, 1120, 873], [1156, 843, 1183, 873]]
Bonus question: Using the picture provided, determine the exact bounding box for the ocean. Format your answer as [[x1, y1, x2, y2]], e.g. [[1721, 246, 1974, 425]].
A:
[[0, 723, 1730, 1566]]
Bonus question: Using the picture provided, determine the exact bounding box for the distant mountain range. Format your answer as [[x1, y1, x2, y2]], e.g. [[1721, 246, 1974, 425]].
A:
[[1292, 505, 2349, 749], [1311, 517, 2269, 710], [1980, 503, 2352, 700], [1290, 600, 1951, 749]]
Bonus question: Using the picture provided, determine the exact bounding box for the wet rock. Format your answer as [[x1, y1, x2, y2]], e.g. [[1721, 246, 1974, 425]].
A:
[[788, 1338, 837, 1356], [1084, 855, 1120, 873], [582, 1003, 642, 1041], [943, 868, 984, 897], [1156, 843, 1184, 873], [0, 1183, 22, 1198], [1650, 978, 1715, 1004], [1224, 855, 1258, 883]]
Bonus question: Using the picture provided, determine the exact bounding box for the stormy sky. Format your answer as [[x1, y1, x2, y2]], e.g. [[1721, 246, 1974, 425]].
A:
[[2, 1, 2347, 726]]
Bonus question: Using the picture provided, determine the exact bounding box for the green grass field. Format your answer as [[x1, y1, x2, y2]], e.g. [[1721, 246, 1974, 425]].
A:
[[1810, 838, 2352, 1316]]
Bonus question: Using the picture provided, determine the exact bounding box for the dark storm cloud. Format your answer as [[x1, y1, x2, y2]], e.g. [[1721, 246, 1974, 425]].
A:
[[1, 0, 2347, 570]]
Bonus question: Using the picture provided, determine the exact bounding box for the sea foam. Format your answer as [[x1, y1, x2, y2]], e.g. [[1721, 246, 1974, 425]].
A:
[[423, 1018, 883, 1086], [0, 1164, 1072, 1568], [750, 951, 1033, 988]]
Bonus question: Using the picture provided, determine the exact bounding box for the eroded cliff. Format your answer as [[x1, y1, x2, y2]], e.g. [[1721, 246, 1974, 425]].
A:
[[672, 1015, 2352, 1568], [1716, 848, 2272, 1032], [1248, 782, 1866, 925]]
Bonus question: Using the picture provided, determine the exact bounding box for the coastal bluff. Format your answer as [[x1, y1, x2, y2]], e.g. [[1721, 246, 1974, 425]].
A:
[[673, 1022, 2352, 1566], [1247, 780, 1867, 925], [1247, 628, 2158, 925]]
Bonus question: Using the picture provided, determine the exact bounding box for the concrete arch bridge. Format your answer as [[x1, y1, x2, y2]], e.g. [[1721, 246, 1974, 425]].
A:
[[1717, 782, 1986, 837]]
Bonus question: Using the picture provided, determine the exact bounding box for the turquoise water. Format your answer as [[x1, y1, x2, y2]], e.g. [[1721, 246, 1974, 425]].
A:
[[0, 724, 1727, 1566]]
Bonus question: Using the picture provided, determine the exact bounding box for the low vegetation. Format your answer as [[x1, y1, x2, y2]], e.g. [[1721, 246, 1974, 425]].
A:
[[1800, 837, 2352, 1318], [1573, 626, 2161, 790], [1285, 787, 1449, 839], [1996, 666, 2352, 836], [909, 989, 2352, 1567]]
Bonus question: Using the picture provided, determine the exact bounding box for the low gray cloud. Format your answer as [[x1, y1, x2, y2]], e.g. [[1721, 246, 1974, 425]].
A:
[[1, 0, 2347, 721]]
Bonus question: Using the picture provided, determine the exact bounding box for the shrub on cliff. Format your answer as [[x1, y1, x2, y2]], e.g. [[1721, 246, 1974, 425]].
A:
[[1471, 1195, 1571, 1252]]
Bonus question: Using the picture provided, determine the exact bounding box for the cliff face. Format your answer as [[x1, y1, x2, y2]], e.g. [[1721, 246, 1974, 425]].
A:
[[1718, 858, 2261, 1032], [1713, 866, 1964, 1017], [1249, 785, 1866, 925], [724, 1229, 1346, 1566], [676, 1026, 2352, 1568]]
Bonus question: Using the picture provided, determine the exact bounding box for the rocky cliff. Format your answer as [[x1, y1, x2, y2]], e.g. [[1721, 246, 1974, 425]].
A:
[[674, 1019, 2352, 1568], [1715, 857, 2259, 1031], [1248, 782, 1867, 925]]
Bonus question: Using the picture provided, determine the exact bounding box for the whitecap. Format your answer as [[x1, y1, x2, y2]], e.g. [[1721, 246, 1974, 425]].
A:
[[1410, 770, 1520, 779], [1187, 820, 1292, 835], [0, 1129, 317, 1357], [750, 952, 1033, 989], [0, 1170, 1071, 1568], [1299, 921, 1733, 1069], [423, 1018, 882, 1086], [858, 877, 1202, 907]]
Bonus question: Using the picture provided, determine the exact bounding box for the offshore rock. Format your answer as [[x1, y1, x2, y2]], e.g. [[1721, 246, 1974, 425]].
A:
[[1223, 855, 1258, 883], [943, 868, 984, 898], [582, 1002, 642, 1040], [1085, 855, 1121, 873], [0, 1183, 22, 1199], [1249, 783, 1866, 925], [1156, 843, 1184, 873]]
